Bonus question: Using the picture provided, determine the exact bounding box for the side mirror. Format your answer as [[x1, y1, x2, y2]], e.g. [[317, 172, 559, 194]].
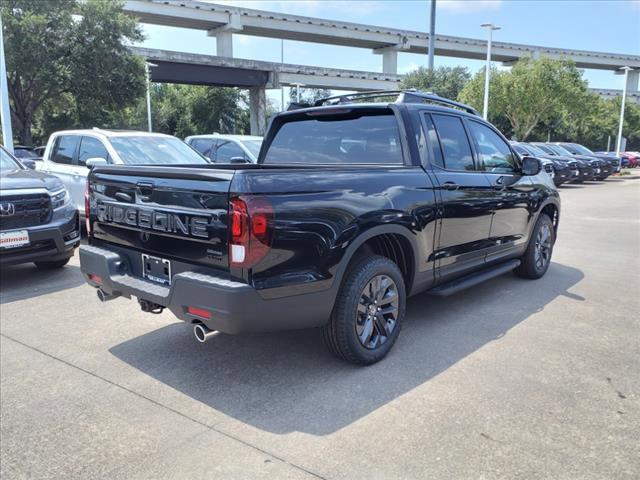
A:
[[85, 158, 108, 169], [230, 156, 249, 164], [21, 159, 37, 170], [521, 156, 542, 176]]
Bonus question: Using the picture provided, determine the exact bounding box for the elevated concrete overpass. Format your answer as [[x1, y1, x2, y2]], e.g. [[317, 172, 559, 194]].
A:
[[124, 0, 640, 80], [125, 1, 640, 134]]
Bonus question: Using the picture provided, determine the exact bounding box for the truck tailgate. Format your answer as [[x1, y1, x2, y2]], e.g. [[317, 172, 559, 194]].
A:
[[88, 166, 233, 271]]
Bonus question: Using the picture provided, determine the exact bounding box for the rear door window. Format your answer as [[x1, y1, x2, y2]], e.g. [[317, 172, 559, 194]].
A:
[[263, 112, 403, 165], [431, 114, 475, 171], [78, 136, 109, 166], [51, 136, 80, 165], [191, 139, 216, 158], [215, 141, 245, 163]]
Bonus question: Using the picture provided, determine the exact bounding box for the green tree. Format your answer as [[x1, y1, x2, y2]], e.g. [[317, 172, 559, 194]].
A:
[[401, 66, 471, 100], [289, 87, 331, 105], [460, 58, 588, 141], [1, 0, 145, 145]]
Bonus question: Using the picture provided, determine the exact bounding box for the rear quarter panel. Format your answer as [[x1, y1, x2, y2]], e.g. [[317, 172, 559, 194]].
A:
[[232, 166, 439, 298]]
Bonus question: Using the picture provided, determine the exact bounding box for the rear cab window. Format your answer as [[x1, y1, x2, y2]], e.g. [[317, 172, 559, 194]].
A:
[[263, 109, 403, 165]]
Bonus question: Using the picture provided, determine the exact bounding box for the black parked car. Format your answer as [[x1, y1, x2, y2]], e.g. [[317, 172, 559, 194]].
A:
[[511, 142, 575, 186], [557, 143, 619, 177], [532, 143, 595, 182], [0, 145, 80, 268], [80, 90, 559, 365], [543, 143, 605, 180]]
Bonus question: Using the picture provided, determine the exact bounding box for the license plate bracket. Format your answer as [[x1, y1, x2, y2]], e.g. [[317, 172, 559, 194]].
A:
[[0, 229, 30, 249], [142, 254, 171, 285]]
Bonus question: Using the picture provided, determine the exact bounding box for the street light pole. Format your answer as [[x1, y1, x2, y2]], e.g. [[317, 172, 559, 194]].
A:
[[481, 23, 500, 120], [144, 62, 154, 132], [0, 12, 14, 153], [428, 0, 436, 71], [281, 39, 285, 111], [615, 66, 633, 156]]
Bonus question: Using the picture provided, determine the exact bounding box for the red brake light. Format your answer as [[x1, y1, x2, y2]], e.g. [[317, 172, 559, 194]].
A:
[[229, 196, 273, 268], [88, 274, 102, 284], [84, 182, 91, 234]]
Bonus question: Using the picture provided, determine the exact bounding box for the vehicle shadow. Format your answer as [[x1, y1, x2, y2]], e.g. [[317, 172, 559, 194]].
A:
[[0, 262, 84, 304], [110, 262, 583, 435]]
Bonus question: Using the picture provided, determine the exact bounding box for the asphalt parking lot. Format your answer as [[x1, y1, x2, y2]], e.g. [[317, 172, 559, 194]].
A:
[[1, 174, 639, 480]]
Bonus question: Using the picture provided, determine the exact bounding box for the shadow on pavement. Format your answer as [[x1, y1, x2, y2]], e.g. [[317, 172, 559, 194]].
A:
[[110, 262, 583, 435], [0, 261, 84, 304]]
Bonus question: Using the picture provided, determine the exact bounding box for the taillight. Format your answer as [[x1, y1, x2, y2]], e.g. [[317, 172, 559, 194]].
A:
[[84, 182, 91, 234], [229, 196, 273, 268]]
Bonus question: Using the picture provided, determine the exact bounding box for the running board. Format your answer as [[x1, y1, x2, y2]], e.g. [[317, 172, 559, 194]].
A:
[[428, 259, 521, 296]]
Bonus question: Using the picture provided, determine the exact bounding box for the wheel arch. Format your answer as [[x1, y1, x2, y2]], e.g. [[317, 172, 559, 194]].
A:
[[332, 225, 418, 296]]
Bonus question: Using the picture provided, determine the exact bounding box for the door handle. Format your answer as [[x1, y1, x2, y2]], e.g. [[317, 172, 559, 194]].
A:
[[441, 182, 459, 191]]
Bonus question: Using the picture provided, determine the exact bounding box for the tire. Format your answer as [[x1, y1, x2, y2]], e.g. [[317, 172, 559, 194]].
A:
[[34, 257, 71, 269], [515, 214, 555, 280], [322, 255, 406, 365]]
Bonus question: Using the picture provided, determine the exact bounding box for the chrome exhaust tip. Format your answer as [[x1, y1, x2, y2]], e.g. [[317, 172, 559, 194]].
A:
[[97, 289, 119, 302], [193, 324, 219, 343]]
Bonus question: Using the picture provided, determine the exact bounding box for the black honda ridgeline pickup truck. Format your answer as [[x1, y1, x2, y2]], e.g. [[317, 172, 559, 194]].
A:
[[80, 91, 560, 365]]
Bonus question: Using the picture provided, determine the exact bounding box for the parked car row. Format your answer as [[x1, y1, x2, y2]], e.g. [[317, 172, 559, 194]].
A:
[[1, 129, 263, 269], [597, 150, 639, 168], [510, 141, 621, 187]]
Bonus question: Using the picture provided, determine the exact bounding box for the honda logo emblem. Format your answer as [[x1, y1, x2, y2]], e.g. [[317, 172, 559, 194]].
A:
[[0, 202, 16, 216]]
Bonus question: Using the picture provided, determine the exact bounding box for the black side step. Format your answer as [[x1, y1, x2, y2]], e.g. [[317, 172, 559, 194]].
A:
[[428, 259, 521, 297]]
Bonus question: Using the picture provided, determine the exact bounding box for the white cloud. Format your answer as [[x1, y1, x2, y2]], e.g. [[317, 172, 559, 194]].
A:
[[438, 0, 503, 13], [398, 62, 421, 74]]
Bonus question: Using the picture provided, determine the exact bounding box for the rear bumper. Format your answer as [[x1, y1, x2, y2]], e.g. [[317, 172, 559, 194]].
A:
[[0, 212, 80, 266], [79, 244, 334, 334]]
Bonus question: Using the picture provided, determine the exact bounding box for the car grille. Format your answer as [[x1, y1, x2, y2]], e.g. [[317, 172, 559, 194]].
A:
[[591, 160, 601, 168], [0, 193, 52, 230], [569, 161, 579, 169]]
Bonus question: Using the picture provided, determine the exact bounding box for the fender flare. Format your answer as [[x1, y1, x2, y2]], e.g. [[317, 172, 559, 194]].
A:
[[329, 224, 418, 295]]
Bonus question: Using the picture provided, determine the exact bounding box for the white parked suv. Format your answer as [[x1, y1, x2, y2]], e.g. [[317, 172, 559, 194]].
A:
[[39, 129, 209, 215], [184, 134, 263, 163]]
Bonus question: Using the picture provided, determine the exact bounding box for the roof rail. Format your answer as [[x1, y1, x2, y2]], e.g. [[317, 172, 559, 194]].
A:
[[314, 89, 479, 116]]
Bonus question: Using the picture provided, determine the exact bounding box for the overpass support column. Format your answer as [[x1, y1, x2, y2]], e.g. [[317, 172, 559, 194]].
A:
[[628, 69, 639, 92], [249, 87, 267, 136], [216, 31, 233, 57], [381, 50, 398, 74], [373, 44, 407, 75]]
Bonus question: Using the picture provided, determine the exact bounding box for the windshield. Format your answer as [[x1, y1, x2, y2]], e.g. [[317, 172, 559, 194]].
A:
[[109, 136, 210, 165], [0, 148, 21, 171], [548, 144, 572, 156], [14, 149, 39, 159], [512, 145, 529, 156], [559, 143, 579, 154], [524, 144, 547, 156], [571, 143, 594, 155], [240, 139, 262, 159]]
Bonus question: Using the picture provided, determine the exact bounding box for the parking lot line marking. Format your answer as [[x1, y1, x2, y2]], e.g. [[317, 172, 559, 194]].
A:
[[0, 333, 327, 480]]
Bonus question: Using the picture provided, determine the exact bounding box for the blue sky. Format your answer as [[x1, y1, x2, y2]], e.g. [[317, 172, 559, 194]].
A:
[[138, 0, 640, 105]]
